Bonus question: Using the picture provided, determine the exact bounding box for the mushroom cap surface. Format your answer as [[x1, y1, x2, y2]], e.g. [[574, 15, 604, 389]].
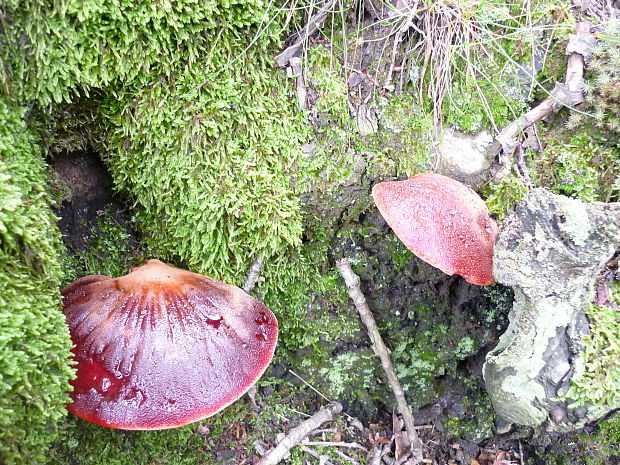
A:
[[61, 259, 278, 430], [372, 173, 498, 286]]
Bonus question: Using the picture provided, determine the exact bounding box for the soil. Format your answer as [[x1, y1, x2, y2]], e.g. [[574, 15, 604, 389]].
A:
[[53, 150, 115, 248], [52, 149, 138, 261]]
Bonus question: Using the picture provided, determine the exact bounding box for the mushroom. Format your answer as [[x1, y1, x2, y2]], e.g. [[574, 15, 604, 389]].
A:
[[61, 259, 278, 430], [372, 173, 498, 286]]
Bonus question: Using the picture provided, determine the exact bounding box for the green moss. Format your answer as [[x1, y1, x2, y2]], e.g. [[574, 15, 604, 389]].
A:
[[303, 44, 433, 180], [566, 20, 620, 135], [590, 414, 620, 461], [545, 413, 620, 464], [1, 0, 270, 106], [534, 129, 620, 203], [484, 173, 529, 221], [49, 400, 253, 465], [477, 284, 513, 329], [318, 350, 380, 399], [443, 390, 495, 442], [98, 48, 311, 285], [388, 235, 413, 269], [306, 45, 352, 127], [389, 320, 482, 406], [367, 95, 434, 177], [0, 98, 74, 464], [565, 281, 620, 409], [534, 22, 620, 205], [258, 244, 360, 363], [443, 77, 527, 134], [62, 207, 140, 284], [391, 324, 451, 395], [454, 336, 476, 359]]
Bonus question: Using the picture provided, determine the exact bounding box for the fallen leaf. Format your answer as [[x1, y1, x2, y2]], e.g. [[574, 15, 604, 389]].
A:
[[492, 451, 507, 465]]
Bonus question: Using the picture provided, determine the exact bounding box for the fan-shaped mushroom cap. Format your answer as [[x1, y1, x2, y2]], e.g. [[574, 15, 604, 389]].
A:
[[372, 173, 498, 286], [61, 259, 278, 430]]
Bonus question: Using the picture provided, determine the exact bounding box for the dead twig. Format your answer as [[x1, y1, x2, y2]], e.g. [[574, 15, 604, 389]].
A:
[[334, 449, 361, 465], [257, 402, 343, 465], [302, 440, 368, 452], [243, 255, 264, 294], [275, 0, 337, 68], [289, 369, 332, 402], [371, 445, 388, 465], [488, 21, 595, 181], [288, 57, 308, 110], [336, 258, 424, 464], [310, 428, 340, 435], [300, 446, 336, 465]]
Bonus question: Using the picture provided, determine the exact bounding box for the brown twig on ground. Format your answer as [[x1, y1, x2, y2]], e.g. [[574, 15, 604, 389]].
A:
[[275, 0, 337, 68], [336, 258, 424, 464], [243, 255, 264, 294], [257, 402, 343, 465], [488, 21, 594, 180]]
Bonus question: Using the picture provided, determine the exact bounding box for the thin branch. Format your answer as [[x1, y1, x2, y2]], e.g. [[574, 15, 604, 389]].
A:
[[288, 369, 357, 422], [289, 369, 332, 403], [302, 440, 369, 452], [336, 258, 423, 464], [487, 21, 594, 179], [334, 449, 361, 465], [300, 446, 336, 465], [371, 445, 387, 465], [243, 255, 264, 294], [257, 402, 343, 465]]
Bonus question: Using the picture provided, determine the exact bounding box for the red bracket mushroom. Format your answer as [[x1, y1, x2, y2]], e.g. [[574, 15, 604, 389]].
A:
[[372, 173, 498, 286], [61, 259, 278, 430]]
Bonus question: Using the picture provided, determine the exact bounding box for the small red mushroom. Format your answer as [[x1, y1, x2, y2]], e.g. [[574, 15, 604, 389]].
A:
[[372, 173, 498, 286], [61, 259, 278, 430]]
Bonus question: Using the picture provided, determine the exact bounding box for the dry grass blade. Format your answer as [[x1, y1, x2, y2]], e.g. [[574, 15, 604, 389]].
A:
[[414, 0, 483, 124]]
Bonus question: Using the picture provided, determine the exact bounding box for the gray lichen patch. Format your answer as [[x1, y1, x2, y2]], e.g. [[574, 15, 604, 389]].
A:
[[557, 201, 592, 247], [483, 188, 620, 432]]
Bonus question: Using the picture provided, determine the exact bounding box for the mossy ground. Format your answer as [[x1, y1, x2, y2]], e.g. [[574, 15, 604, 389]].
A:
[[0, 99, 74, 465], [1, 0, 620, 464]]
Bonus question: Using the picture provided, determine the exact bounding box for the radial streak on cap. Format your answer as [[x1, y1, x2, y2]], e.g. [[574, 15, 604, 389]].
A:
[[61, 259, 278, 430]]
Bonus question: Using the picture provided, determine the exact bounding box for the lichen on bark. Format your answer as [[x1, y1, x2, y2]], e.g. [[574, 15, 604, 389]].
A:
[[484, 188, 620, 431]]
